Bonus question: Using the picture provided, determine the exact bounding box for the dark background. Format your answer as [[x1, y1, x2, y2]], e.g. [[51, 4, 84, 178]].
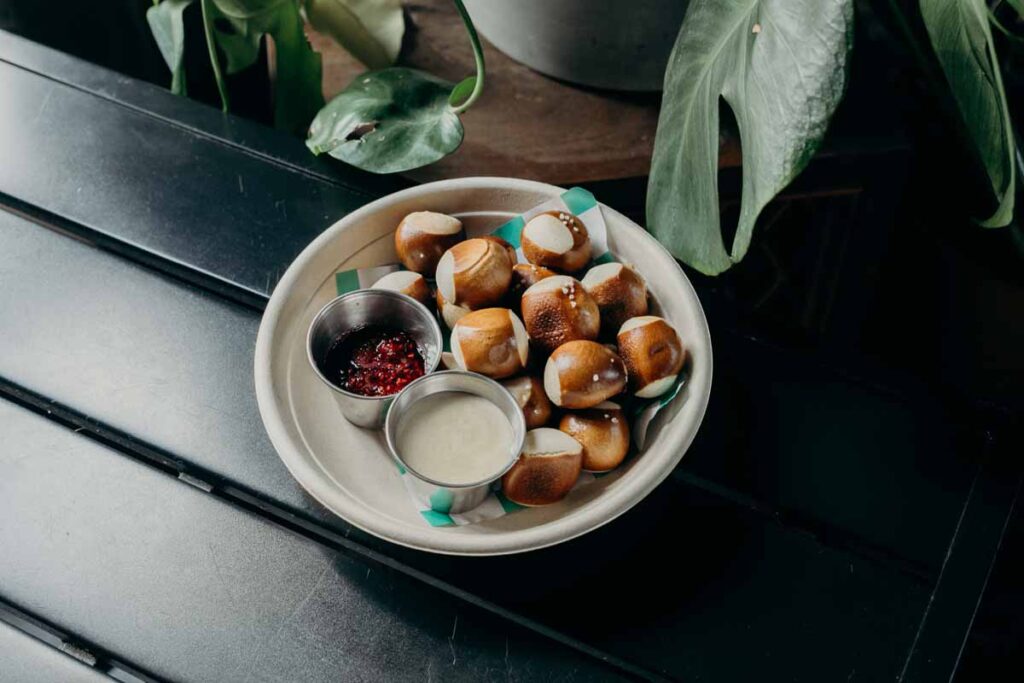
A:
[[1, 0, 1022, 679]]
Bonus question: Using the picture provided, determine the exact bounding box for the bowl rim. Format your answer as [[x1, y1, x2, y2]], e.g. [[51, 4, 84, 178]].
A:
[[254, 176, 713, 555], [383, 370, 527, 489], [305, 288, 443, 401]]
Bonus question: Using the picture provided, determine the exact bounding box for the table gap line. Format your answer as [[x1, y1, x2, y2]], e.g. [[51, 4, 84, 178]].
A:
[[0, 52, 392, 203], [0, 380, 665, 683], [1, 187, 988, 428], [897, 437, 1023, 682], [0, 191, 267, 311], [0, 199, 988, 589], [1, 178, 1006, 443], [0, 596, 165, 683], [0, 367, 943, 603], [670, 469, 939, 585]]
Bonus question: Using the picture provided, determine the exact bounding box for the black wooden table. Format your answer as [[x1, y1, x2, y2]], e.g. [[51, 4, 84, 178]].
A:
[[1, 29, 1021, 682]]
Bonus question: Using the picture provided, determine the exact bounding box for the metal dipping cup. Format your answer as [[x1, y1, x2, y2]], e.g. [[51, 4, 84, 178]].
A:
[[385, 371, 527, 515], [307, 289, 443, 429]]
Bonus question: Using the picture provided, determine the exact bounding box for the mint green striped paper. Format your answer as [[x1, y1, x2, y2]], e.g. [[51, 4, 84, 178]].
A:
[[334, 264, 401, 294], [329, 188, 686, 528]]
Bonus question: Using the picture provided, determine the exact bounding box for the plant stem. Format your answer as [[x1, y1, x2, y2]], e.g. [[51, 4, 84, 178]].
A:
[[200, 0, 230, 112], [990, 7, 1024, 41], [450, 0, 485, 115]]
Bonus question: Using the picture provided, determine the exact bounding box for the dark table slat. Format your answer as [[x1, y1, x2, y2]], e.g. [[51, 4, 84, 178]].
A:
[[902, 435, 1023, 682], [1, 211, 943, 681], [0, 209, 310, 515], [953, 486, 1024, 682], [0, 52, 402, 307], [0, 22, 983, 576], [0, 620, 110, 683], [1, 383, 937, 682], [0, 398, 626, 683], [0, 29, 386, 197], [0, 30, 1007, 681], [0, 22, 980, 571], [1, 597, 158, 683], [0, 209, 975, 573], [682, 348, 979, 574]]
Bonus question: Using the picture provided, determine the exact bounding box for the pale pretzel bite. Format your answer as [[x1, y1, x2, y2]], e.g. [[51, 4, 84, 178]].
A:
[[617, 316, 686, 398], [482, 235, 519, 266], [501, 375, 553, 429], [581, 262, 648, 332], [521, 211, 591, 273], [501, 428, 583, 506], [520, 275, 600, 355], [371, 271, 432, 307], [450, 308, 529, 379], [559, 401, 630, 472], [394, 211, 465, 276], [543, 340, 627, 409], [435, 288, 470, 329], [509, 263, 556, 301], [435, 238, 513, 310]]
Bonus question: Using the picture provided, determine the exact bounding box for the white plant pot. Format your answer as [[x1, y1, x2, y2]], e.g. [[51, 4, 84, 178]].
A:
[[462, 0, 688, 92]]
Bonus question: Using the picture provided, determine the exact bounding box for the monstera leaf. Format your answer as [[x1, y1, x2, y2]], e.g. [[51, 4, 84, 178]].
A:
[[647, 0, 854, 275], [212, 0, 287, 17], [307, 68, 463, 173], [920, 0, 1016, 227], [203, 0, 324, 134], [307, 0, 484, 173], [304, 0, 404, 69], [146, 0, 195, 95]]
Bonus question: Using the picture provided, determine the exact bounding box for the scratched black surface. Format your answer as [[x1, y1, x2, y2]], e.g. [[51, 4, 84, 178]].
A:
[[0, 29, 979, 576], [0, 154, 951, 682], [0, 400, 626, 683], [0, 620, 109, 683], [0, 32, 405, 306], [0, 208, 976, 573], [0, 27, 1019, 683]]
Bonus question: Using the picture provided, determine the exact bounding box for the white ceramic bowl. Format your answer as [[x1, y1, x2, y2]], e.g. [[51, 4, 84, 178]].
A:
[[254, 177, 712, 555]]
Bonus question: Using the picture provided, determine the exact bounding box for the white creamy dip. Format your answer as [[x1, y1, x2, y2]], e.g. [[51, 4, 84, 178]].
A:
[[396, 392, 513, 485]]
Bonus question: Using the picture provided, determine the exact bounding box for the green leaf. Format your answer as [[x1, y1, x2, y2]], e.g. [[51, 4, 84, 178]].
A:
[[269, 1, 325, 134], [146, 0, 195, 95], [988, 10, 1024, 43], [212, 0, 289, 19], [447, 75, 476, 108], [201, 0, 231, 110], [208, 9, 262, 74], [1006, 0, 1024, 19], [207, 0, 324, 134], [647, 0, 854, 276], [920, 0, 1016, 227], [303, 0, 404, 69], [304, 0, 481, 173], [306, 68, 463, 173], [205, 7, 262, 75]]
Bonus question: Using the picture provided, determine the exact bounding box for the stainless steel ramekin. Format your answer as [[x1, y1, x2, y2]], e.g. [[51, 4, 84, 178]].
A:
[[307, 289, 443, 428], [384, 371, 527, 515]]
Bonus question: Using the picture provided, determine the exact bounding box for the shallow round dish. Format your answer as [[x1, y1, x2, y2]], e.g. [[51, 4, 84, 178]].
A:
[[254, 177, 712, 555]]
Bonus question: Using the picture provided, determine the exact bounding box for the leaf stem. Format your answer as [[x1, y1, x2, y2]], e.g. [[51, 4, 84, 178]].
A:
[[200, 0, 230, 112], [450, 0, 485, 115], [990, 7, 1024, 42]]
